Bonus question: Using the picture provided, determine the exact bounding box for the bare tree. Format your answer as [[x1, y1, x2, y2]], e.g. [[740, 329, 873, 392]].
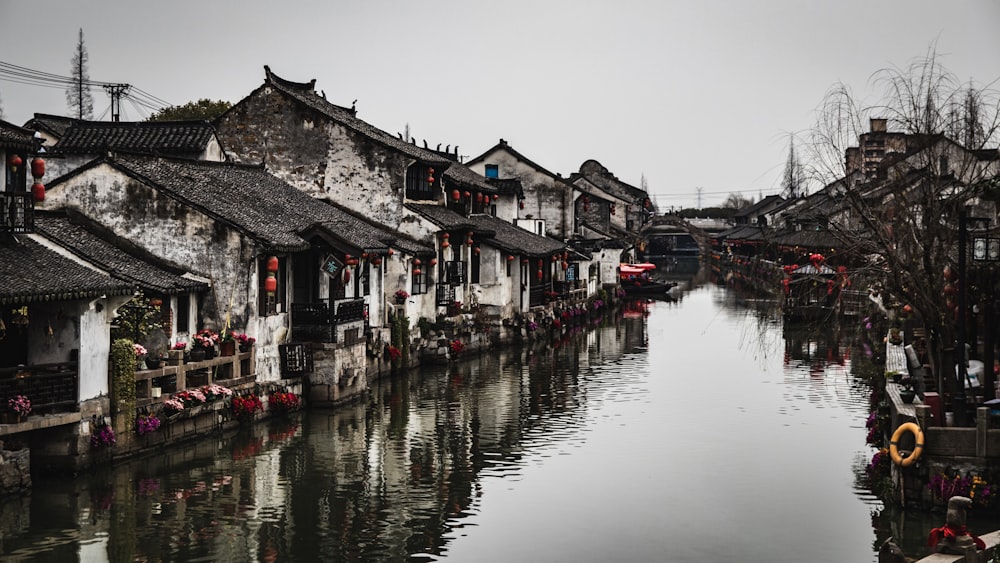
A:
[[807, 48, 1000, 404], [722, 193, 753, 210], [66, 28, 93, 120]]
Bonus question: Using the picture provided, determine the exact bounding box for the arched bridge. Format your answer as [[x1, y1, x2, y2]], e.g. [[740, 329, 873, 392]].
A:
[[639, 215, 727, 257]]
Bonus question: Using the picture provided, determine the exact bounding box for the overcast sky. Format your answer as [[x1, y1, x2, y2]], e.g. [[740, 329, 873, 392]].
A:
[[1, 1, 997, 209]]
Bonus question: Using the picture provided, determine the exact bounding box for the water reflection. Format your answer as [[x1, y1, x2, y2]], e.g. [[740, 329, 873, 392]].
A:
[[0, 278, 930, 562]]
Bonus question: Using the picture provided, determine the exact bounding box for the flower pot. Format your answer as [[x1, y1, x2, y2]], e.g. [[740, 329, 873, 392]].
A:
[[900, 389, 916, 404], [2, 412, 23, 424], [239, 344, 253, 353], [146, 357, 164, 370], [220, 341, 236, 357], [190, 349, 206, 362]]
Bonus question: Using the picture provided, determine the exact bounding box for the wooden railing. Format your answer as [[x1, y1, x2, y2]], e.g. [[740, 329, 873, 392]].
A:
[[134, 351, 254, 406], [0, 362, 77, 414]]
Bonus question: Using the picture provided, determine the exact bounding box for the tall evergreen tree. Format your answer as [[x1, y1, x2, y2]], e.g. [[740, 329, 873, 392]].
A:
[[66, 28, 93, 120], [780, 134, 805, 198]]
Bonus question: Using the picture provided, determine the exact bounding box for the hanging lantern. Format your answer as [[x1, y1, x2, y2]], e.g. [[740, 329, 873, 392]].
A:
[[507, 255, 515, 262], [466, 238, 474, 246], [430, 258, 437, 266], [536, 269, 543, 281], [427, 167, 435, 184], [361, 252, 368, 259], [343, 269, 351, 284], [452, 189, 460, 201], [463, 191, 471, 199], [388, 249, 394, 256], [442, 239, 450, 248], [413, 268, 422, 276], [414, 258, 422, 266], [30, 157, 45, 179], [264, 275, 278, 293], [476, 192, 483, 203], [537, 259, 543, 268], [7, 155, 22, 171], [266, 256, 279, 273], [473, 247, 480, 255], [492, 194, 499, 201], [149, 297, 163, 307], [561, 261, 568, 271], [31, 181, 45, 202], [519, 199, 525, 210], [522, 258, 529, 264], [610, 203, 616, 215], [373, 258, 382, 266]]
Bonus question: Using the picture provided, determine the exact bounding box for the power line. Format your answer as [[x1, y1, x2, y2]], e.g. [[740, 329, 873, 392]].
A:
[[0, 60, 173, 117]]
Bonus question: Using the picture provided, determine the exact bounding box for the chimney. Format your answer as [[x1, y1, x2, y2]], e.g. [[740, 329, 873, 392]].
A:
[[870, 118, 887, 133]]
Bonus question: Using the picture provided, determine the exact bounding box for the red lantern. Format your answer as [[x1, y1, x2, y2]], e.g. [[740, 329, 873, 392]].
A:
[[492, 194, 499, 201], [466, 239, 473, 246], [343, 269, 351, 284], [473, 247, 480, 255], [31, 181, 45, 202], [430, 258, 437, 266], [149, 297, 163, 307], [30, 157, 45, 179], [476, 192, 483, 203], [452, 189, 460, 201], [264, 276, 278, 293], [266, 256, 279, 273], [561, 261, 568, 270], [521, 258, 529, 264], [537, 269, 543, 280], [388, 249, 394, 256], [507, 255, 515, 262], [463, 191, 471, 199], [7, 155, 21, 171], [519, 200, 525, 210], [413, 268, 422, 276], [442, 240, 450, 248], [414, 258, 422, 266], [373, 258, 382, 266], [427, 167, 435, 184]]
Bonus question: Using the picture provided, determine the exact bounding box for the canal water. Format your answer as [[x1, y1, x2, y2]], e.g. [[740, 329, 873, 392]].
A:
[[0, 273, 965, 562]]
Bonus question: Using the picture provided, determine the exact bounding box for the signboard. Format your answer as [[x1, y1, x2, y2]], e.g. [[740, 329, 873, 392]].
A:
[[321, 254, 343, 278]]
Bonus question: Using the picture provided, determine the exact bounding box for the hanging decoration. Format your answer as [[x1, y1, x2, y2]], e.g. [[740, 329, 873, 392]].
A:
[[7, 154, 22, 172], [265, 255, 279, 297], [427, 167, 435, 185], [30, 156, 45, 202], [452, 189, 461, 202]]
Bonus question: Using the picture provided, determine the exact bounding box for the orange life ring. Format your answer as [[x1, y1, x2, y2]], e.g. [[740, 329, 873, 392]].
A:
[[889, 422, 924, 467]]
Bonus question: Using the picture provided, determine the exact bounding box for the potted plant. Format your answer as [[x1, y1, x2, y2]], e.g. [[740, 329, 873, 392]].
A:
[[394, 289, 409, 304], [235, 332, 256, 352], [899, 375, 916, 404], [168, 341, 187, 365], [6, 395, 31, 423], [219, 330, 237, 357], [133, 343, 148, 370], [191, 329, 219, 361]]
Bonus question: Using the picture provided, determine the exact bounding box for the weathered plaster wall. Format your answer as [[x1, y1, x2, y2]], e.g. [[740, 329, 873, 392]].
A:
[[467, 150, 569, 239], [215, 87, 412, 230]]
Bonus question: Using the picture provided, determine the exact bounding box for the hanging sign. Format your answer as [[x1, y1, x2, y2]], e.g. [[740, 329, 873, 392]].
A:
[[321, 254, 344, 278]]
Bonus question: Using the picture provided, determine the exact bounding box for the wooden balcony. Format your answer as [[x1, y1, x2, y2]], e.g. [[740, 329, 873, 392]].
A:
[[0, 362, 78, 414]]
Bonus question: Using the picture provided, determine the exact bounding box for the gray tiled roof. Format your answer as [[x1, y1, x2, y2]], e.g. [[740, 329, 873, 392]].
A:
[[24, 114, 78, 139], [406, 204, 565, 257], [34, 212, 209, 295], [571, 160, 649, 204], [0, 236, 134, 305], [0, 119, 39, 151], [54, 120, 217, 155], [98, 154, 426, 255], [263, 67, 450, 167], [442, 162, 497, 194]]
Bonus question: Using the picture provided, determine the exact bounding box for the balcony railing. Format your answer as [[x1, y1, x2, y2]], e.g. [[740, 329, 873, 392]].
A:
[[0, 192, 34, 233], [290, 298, 367, 343], [134, 351, 255, 405], [0, 362, 78, 414]]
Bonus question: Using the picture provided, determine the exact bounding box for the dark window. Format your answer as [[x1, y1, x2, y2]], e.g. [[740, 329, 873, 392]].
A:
[[471, 250, 481, 284], [176, 294, 190, 333], [412, 269, 425, 295], [446, 260, 465, 286], [506, 258, 512, 277], [406, 164, 437, 200], [485, 164, 498, 179]]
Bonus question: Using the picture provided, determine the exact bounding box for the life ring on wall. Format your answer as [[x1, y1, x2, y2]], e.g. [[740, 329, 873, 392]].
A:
[[889, 422, 924, 467]]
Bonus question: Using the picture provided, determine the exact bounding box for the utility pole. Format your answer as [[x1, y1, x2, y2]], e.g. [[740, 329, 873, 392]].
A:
[[696, 187, 704, 210], [103, 84, 130, 122]]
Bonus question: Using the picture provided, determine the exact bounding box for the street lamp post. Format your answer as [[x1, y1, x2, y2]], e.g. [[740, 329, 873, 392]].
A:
[[955, 211, 968, 425], [973, 227, 1000, 401]]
